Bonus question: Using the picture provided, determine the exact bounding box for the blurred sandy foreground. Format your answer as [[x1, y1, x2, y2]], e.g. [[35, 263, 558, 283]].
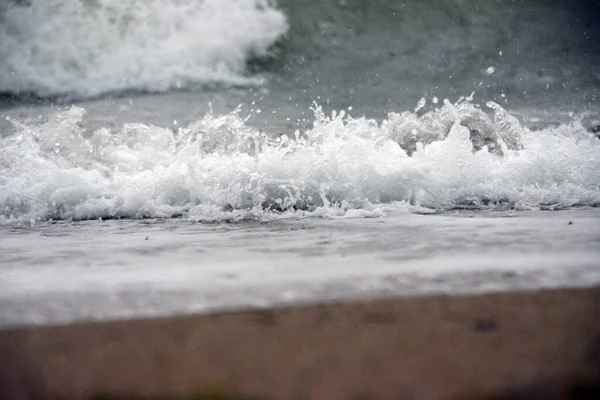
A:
[[1, 287, 599, 400]]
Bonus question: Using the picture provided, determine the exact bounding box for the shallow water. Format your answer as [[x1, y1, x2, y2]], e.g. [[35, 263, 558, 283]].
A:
[[1, 208, 599, 328]]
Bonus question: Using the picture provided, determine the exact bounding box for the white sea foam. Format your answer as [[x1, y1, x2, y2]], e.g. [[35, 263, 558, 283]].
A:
[[1, 99, 599, 224], [0, 0, 287, 97]]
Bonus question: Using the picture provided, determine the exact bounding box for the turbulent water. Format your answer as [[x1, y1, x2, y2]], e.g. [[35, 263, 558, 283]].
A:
[[1, 0, 600, 224], [0, 0, 599, 326], [2, 0, 599, 106], [1, 98, 600, 224], [0, 0, 287, 97]]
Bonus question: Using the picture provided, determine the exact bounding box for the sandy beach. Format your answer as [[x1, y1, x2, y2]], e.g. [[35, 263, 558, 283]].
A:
[[1, 286, 599, 400]]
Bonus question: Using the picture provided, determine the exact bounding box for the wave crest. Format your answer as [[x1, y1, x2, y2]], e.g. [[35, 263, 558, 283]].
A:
[[2, 98, 599, 224], [0, 0, 288, 98]]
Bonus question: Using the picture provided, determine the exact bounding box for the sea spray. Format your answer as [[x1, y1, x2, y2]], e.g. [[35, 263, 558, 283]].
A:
[[0, 0, 288, 97], [0, 99, 600, 223], [1, 99, 599, 224]]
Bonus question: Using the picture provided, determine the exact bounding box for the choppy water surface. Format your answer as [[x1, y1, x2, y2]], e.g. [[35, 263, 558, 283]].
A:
[[0, 0, 599, 326], [1, 99, 599, 224]]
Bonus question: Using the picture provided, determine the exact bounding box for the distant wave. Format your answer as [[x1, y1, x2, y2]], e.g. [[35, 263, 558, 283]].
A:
[[1, 98, 599, 224], [1, 0, 599, 106], [0, 0, 288, 98]]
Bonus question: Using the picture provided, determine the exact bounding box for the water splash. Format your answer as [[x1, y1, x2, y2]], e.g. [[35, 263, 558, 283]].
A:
[[0, 0, 288, 97], [1, 99, 599, 224]]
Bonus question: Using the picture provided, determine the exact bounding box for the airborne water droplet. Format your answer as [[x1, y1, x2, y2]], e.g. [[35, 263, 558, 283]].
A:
[[414, 97, 426, 113]]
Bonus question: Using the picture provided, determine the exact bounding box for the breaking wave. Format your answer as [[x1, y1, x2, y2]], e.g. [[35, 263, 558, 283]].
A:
[[0, 0, 287, 98], [1, 98, 599, 224]]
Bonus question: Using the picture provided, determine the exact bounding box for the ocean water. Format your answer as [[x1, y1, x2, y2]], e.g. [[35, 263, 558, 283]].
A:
[[0, 0, 599, 327]]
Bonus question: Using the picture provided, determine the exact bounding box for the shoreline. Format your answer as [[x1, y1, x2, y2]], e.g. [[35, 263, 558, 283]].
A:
[[1, 286, 599, 399]]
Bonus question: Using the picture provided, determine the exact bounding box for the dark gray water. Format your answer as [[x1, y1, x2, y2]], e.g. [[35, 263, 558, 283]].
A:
[[1, 0, 599, 113], [270, 0, 600, 114]]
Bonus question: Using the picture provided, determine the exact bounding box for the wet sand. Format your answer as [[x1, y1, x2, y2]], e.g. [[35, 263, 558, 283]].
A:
[[1, 286, 599, 400]]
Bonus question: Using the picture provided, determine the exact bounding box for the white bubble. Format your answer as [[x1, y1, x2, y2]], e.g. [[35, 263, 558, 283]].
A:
[[0, 0, 288, 97], [1, 101, 599, 224]]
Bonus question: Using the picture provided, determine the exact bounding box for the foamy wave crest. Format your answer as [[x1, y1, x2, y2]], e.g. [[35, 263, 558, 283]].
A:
[[1, 99, 599, 224], [0, 0, 287, 97]]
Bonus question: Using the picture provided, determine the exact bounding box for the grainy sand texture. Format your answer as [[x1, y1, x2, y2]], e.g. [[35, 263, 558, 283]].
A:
[[1, 287, 599, 400]]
